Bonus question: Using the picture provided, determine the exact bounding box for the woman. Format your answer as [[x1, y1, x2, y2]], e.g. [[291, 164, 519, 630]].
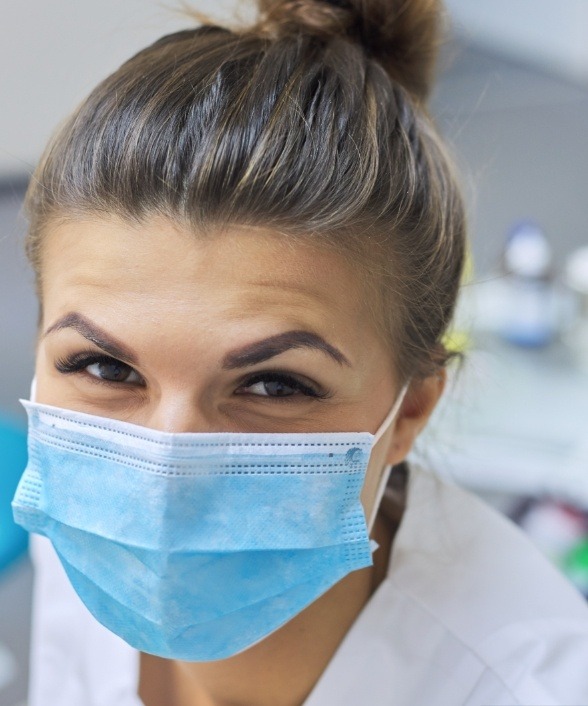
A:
[[12, 0, 588, 704]]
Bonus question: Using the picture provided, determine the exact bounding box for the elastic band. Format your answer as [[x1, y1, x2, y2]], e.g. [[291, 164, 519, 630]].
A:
[[372, 382, 409, 444], [367, 382, 410, 531]]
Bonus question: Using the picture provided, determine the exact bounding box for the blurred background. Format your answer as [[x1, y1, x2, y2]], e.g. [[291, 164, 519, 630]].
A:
[[2, 1, 588, 704]]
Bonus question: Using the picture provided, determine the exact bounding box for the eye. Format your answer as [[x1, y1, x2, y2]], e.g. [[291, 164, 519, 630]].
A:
[[55, 352, 144, 386], [86, 360, 142, 384], [235, 372, 326, 399], [243, 379, 297, 398]]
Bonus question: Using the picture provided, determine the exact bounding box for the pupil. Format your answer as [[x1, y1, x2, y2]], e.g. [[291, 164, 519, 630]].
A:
[[98, 361, 127, 381]]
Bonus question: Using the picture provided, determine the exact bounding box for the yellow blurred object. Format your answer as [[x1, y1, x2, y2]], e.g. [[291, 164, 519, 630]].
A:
[[443, 330, 471, 355]]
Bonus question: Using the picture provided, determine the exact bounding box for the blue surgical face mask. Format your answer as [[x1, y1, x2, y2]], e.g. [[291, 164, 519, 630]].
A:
[[12, 388, 406, 662]]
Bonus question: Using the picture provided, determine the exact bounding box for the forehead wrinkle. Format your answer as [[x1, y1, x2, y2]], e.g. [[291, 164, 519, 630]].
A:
[[249, 277, 348, 297], [240, 279, 357, 319]]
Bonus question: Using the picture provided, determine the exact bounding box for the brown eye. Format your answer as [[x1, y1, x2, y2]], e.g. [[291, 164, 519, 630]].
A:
[[86, 360, 142, 384], [246, 379, 298, 397], [235, 372, 325, 399]]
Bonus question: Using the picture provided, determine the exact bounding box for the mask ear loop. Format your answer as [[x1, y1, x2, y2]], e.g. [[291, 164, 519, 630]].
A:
[[367, 381, 410, 533]]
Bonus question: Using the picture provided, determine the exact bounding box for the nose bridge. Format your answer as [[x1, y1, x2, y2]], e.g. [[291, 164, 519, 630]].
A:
[[146, 390, 207, 434]]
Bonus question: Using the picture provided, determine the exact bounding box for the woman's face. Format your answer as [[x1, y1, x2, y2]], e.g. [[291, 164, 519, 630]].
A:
[[34, 215, 438, 517]]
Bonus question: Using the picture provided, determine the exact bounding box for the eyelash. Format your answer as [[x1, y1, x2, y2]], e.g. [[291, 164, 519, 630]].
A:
[[54, 351, 328, 400], [55, 351, 145, 387]]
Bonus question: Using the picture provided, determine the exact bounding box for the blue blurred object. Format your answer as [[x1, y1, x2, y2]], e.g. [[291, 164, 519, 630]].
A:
[[0, 415, 28, 573]]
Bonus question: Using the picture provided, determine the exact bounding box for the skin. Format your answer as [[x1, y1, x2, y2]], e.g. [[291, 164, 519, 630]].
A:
[[35, 214, 444, 706]]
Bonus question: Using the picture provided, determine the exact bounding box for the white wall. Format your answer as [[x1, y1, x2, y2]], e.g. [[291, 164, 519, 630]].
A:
[[446, 0, 588, 82]]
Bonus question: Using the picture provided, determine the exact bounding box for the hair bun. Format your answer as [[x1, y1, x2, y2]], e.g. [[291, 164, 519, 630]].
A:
[[257, 0, 443, 102]]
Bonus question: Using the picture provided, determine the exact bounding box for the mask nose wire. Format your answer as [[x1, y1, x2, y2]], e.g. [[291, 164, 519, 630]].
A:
[[367, 381, 410, 533]]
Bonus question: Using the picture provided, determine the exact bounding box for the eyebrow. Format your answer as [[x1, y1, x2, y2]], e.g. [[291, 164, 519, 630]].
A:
[[44, 313, 138, 365], [222, 330, 350, 369], [44, 313, 350, 369]]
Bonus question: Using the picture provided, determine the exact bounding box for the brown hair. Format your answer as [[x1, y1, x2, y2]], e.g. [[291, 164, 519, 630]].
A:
[[25, 0, 466, 383]]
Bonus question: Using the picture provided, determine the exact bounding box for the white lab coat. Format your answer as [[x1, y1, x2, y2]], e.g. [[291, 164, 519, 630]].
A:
[[29, 465, 588, 706]]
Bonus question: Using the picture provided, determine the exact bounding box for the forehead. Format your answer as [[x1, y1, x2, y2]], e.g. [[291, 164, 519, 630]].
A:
[[39, 216, 383, 362]]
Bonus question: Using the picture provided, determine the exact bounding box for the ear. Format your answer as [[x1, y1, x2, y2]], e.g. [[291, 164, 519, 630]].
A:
[[385, 370, 446, 465]]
